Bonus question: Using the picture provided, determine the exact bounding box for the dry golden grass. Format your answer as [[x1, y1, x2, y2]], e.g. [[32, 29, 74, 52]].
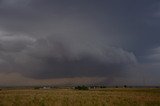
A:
[[0, 88, 160, 106]]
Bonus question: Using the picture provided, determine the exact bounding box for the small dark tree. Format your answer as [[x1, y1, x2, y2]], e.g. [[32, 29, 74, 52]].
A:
[[124, 85, 127, 88], [100, 86, 106, 88], [75, 85, 89, 90], [34, 87, 40, 89]]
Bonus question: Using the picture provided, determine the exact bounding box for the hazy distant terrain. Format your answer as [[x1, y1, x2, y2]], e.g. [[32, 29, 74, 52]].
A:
[[0, 88, 160, 106]]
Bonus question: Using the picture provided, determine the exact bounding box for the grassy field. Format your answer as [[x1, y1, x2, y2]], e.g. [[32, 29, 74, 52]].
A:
[[0, 88, 160, 106]]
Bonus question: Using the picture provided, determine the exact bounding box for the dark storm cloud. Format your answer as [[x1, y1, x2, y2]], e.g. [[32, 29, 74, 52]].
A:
[[0, 0, 160, 85], [22, 41, 136, 79], [0, 30, 137, 78]]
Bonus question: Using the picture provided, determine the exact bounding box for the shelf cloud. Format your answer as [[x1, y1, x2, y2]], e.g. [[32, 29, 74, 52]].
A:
[[0, 0, 160, 86]]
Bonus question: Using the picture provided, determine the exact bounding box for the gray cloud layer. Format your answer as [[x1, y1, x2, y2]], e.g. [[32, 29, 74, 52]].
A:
[[0, 0, 160, 85], [0, 30, 137, 79]]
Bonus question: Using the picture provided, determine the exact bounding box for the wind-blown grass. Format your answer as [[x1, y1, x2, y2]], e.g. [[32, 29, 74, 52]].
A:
[[0, 88, 160, 106]]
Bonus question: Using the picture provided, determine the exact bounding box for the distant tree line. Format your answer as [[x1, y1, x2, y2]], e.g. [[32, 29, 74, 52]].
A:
[[75, 85, 89, 90]]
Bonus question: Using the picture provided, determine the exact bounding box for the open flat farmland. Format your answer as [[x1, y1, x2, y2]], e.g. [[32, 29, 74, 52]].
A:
[[0, 88, 160, 106]]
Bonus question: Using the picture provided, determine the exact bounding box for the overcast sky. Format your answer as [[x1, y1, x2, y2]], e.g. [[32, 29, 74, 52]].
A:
[[0, 0, 160, 86]]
